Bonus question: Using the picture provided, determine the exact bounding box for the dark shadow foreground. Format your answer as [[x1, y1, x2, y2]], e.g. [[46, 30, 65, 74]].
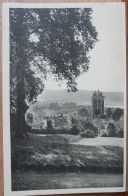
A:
[[12, 171, 123, 191]]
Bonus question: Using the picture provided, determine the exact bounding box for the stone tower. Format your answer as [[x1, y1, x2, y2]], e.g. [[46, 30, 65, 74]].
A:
[[92, 90, 105, 117]]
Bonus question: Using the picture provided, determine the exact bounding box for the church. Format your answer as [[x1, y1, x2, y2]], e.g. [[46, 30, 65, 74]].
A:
[[92, 90, 105, 117]]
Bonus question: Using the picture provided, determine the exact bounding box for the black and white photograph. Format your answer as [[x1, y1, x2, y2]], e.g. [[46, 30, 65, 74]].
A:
[[2, 2, 126, 196]]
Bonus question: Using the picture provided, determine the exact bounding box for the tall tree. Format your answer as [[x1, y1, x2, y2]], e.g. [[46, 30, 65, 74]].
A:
[[112, 108, 123, 121], [10, 8, 98, 137], [106, 108, 112, 119]]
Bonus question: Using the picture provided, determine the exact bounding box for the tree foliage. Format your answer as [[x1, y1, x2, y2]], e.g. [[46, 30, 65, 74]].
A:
[[10, 8, 98, 135], [112, 108, 123, 121], [106, 108, 112, 119], [78, 107, 88, 117], [106, 122, 117, 137]]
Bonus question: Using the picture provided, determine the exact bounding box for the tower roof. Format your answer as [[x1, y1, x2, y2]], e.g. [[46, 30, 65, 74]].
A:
[[92, 90, 104, 98]]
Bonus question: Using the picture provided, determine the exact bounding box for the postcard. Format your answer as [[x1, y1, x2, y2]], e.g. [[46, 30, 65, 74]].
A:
[[2, 2, 126, 196]]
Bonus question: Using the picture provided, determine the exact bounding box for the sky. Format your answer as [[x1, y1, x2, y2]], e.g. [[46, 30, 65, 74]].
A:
[[45, 4, 126, 92]]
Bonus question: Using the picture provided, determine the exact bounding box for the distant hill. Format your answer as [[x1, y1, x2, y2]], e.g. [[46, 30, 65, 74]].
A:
[[38, 90, 124, 107]]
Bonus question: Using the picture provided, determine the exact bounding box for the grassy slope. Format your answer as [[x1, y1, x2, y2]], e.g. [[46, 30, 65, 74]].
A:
[[11, 134, 123, 173]]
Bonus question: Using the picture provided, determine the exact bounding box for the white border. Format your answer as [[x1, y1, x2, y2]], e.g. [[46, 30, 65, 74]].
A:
[[2, 2, 126, 196]]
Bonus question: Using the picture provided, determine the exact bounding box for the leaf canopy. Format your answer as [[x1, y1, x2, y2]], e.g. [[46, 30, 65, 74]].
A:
[[10, 8, 98, 112]]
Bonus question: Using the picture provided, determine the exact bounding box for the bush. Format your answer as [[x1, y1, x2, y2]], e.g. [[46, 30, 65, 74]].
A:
[[78, 107, 88, 117], [71, 125, 80, 135], [80, 129, 96, 138], [107, 122, 117, 137], [106, 108, 112, 119], [101, 122, 120, 137], [101, 130, 109, 137], [80, 124, 98, 138], [116, 128, 124, 138], [47, 119, 54, 133], [77, 119, 98, 138], [112, 108, 123, 121]]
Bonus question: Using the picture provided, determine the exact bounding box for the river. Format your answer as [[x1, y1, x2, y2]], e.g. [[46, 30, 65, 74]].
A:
[[12, 171, 123, 191]]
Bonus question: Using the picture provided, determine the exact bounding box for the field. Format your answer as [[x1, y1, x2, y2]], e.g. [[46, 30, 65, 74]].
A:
[[11, 133, 123, 190]]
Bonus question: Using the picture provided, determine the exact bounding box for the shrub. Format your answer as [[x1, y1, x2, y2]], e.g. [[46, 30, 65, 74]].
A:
[[80, 123, 98, 138], [116, 128, 124, 138], [47, 119, 54, 133], [80, 129, 96, 138], [107, 122, 117, 137], [78, 107, 88, 117], [101, 130, 109, 137], [101, 122, 118, 137], [106, 108, 112, 119], [112, 108, 123, 121], [71, 125, 80, 135]]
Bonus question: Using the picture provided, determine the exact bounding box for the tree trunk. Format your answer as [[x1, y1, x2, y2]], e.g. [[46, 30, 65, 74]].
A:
[[16, 79, 29, 138], [16, 49, 29, 138], [11, 10, 30, 138]]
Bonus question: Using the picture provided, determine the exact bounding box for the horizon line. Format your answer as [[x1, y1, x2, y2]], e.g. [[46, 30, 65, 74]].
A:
[[44, 89, 124, 93]]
